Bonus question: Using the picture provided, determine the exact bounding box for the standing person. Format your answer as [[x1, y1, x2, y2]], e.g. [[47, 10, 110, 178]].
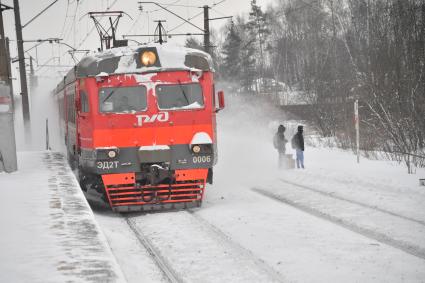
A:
[[291, 125, 305, 169], [273, 125, 288, 168]]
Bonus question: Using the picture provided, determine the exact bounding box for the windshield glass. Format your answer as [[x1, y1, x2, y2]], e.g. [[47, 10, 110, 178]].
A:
[[156, 83, 204, 110], [99, 86, 147, 113]]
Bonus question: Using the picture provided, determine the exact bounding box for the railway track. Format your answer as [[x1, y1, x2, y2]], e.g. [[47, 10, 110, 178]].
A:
[[124, 211, 284, 283], [95, 183, 425, 282], [252, 185, 425, 261], [186, 209, 285, 281], [279, 178, 425, 226], [126, 218, 183, 283]]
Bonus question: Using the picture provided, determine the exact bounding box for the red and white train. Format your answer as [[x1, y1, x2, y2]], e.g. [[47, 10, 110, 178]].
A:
[[54, 44, 224, 212]]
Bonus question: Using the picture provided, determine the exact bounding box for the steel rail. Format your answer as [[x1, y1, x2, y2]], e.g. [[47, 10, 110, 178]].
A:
[[126, 217, 183, 283], [279, 178, 425, 226], [252, 187, 425, 260]]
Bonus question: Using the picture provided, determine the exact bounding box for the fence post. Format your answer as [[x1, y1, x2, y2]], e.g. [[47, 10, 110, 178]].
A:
[[354, 99, 360, 163], [46, 118, 51, 151]]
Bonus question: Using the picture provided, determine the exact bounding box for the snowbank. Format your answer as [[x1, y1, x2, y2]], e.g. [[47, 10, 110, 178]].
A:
[[0, 151, 125, 282]]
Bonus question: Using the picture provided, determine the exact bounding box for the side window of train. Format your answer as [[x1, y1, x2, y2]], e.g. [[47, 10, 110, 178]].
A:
[[67, 90, 76, 124], [80, 91, 89, 113]]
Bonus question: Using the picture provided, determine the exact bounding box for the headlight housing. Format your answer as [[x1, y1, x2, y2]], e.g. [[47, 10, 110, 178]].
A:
[[108, 150, 117, 158], [191, 144, 212, 154], [95, 148, 119, 160], [192, 145, 201, 154], [141, 51, 157, 66]]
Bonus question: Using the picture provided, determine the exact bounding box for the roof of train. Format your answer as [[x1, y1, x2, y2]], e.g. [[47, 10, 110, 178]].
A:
[[55, 43, 213, 92]]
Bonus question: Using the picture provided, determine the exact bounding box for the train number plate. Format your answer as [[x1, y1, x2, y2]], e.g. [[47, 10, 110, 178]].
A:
[[192, 156, 211, 164], [97, 161, 119, 170]]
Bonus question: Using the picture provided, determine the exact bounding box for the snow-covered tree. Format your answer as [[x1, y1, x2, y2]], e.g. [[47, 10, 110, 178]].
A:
[[221, 21, 242, 82]]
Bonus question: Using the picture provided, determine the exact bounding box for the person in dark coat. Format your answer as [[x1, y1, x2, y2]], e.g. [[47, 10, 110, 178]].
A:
[[291, 125, 305, 169], [273, 125, 288, 168]]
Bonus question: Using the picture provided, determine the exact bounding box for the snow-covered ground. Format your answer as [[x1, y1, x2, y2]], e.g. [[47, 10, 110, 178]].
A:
[[0, 152, 125, 282], [95, 95, 425, 282]]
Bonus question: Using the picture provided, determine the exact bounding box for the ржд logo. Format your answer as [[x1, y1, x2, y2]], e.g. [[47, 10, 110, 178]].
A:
[[136, 112, 169, 126]]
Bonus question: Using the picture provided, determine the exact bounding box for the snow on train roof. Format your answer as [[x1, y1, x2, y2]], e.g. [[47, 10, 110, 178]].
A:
[[75, 43, 213, 78]]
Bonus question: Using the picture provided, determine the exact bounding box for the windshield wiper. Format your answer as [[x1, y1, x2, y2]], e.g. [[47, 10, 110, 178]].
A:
[[102, 82, 123, 103], [177, 79, 190, 104]]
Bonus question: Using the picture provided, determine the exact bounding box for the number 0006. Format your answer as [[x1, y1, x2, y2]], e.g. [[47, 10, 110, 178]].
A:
[[193, 156, 211, 163]]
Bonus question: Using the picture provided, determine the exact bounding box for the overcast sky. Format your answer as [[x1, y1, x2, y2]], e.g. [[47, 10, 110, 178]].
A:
[[1, 0, 275, 80]]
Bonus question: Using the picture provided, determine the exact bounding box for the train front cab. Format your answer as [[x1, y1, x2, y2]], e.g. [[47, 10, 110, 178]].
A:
[[77, 68, 225, 212]]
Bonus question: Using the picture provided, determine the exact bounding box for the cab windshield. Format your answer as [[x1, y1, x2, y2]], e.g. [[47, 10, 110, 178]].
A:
[[99, 86, 147, 113], [156, 83, 204, 110]]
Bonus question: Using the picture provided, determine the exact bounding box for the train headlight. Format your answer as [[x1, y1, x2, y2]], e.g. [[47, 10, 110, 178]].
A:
[[141, 51, 157, 66], [192, 145, 201, 154], [108, 150, 117, 158]]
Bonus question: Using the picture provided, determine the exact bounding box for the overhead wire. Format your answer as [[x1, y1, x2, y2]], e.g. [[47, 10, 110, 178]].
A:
[[125, 0, 184, 42], [143, 0, 182, 13], [166, 0, 226, 33], [56, 0, 79, 68], [26, 0, 74, 73], [59, 0, 71, 39], [73, 0, 81, 48], [167, 10, 203, 33], [152, 3, 201, 8], [63, 0, 79, 43], [212, 0, 226, 7], [22, 0, 72, 71], [35, 0, 103, 75], [126, 11, 143, 35]]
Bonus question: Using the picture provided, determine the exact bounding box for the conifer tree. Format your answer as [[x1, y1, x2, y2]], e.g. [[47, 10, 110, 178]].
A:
[[246, 0, 271, 92], [221, 21, 242, 82], [184, 37, 203, 51]]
